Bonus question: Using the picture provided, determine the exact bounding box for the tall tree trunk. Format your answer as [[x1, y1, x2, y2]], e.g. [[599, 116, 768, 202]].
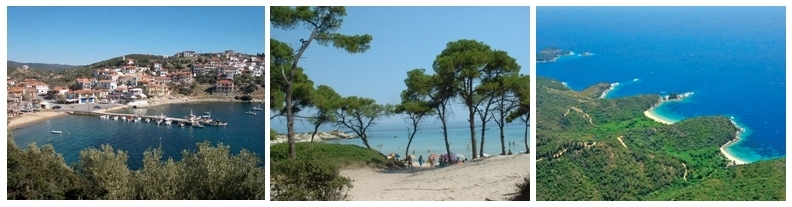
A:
[[310, 124, 321, 142], [405, 125, 418, 158], [479, 120, 486, 158], [287, 29, 318, 159], [524, 114, 529, 153], [361, 135, 372, 149], [468, 105, 477, 159], [500, 114, 506, 155]]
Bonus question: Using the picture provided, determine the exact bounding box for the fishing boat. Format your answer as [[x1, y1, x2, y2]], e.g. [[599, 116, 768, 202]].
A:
[[245, 111, 256, 115], [251, 103, 263, 111], [193, 123, 205, 128], [157, 113, 167, 120], [135, 117, 142, 122], [156, 119, 163, 125], [179, 122, 185, 127], [99, 115, 110, 119], [185, 110, 201, 121], [165, 119, 172, 125], [112, 116, 119, 120], [145, 118, 151, 123], [204, 111, 211, 115], [121, 116, 127, 121], [51, 131, 62, 134]]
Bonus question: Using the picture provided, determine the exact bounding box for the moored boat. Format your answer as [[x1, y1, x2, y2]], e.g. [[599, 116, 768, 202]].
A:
[[51, 131, 62, 134]]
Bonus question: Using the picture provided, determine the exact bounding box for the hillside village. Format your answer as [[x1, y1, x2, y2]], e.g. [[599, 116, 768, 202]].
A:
[[7, 49, 265, 113]]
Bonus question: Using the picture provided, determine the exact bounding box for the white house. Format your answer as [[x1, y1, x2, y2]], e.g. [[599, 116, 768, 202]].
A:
[[96, 80, 118, 90], [35, 83, 50, 95]]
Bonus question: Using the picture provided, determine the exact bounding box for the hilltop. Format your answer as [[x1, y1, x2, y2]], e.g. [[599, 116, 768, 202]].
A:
[[7, 61, 79, 71], [535, 76, 785, 201]]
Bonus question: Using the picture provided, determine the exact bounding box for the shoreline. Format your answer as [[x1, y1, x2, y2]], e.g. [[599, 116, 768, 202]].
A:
[[8, 98, 260, 131], [721, 120, 750, 165], [7, 111, 71, 130], [599, 82, 619, 99], [643, 102, 676, 125]]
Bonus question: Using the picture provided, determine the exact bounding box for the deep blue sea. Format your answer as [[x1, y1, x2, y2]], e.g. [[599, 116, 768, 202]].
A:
[[271, 119, 530, 159], [11, 102, 266, 170], [537, 7, 786, 163]]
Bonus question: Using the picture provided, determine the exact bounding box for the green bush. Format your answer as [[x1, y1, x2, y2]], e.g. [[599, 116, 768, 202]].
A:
[[270, 157, 353, 201], [270, 128, 278, 140]]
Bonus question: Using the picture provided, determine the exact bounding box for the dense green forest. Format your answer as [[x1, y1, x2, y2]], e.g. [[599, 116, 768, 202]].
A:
[[535, 76, 785, 201], [6, 132, 265, 200]]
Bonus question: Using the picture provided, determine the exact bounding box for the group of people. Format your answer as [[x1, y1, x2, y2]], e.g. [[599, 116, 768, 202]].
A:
[[400, 154, 469, 169]]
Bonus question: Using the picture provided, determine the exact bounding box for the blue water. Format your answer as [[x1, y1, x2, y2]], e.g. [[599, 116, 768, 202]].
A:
[[11, 102, 265, 169], [271, 120, 530, 159], [537, 7, 786, 163]]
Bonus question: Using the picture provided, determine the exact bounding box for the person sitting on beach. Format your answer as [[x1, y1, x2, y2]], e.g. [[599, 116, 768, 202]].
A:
[[508, 150, 513, 155]]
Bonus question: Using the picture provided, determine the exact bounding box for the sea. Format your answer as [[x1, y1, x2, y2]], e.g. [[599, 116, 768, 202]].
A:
[[11, 102, 266, 170], [537, 7, 786, 163], [271, 119, 530, 159]]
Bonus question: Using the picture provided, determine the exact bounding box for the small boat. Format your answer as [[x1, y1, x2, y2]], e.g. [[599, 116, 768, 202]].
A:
[[156, 119, 163, 125], [112, 116, 119, 120], [204, 111, 211, 115], [145, 118, 151, 123], [245, 111, 256, 115], [165, 120, 172, 125], [135, 117, 142, 122], [51, 131, 62, 134], [99, 115, 110, 119], [179, 122, 185, 127], [121, 116, 127, 121], [251, 103, 263, 111], [193, 123, 205, 128]]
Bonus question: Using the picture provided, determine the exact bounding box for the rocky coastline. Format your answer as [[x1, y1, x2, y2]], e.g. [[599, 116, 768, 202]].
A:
[[270, 130, 359, 145]]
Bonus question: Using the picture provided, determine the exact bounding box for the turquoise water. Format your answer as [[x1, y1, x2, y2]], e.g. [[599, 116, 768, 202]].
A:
[[11, 102, 265, 169], [537, 7, 786, 163], [272, 120, 530, 159]]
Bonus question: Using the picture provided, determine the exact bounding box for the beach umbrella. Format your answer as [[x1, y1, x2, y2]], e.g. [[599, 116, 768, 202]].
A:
[[395, 153, 401, 159]]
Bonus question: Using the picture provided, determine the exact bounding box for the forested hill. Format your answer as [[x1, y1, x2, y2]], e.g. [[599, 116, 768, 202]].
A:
[[535, 76, 785, 201], [7, 61, 79, 71]]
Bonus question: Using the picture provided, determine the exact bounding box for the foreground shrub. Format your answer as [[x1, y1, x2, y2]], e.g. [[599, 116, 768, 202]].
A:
[[270, 156, 353, 201]]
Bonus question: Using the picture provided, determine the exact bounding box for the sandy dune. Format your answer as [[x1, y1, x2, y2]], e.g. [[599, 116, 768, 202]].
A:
[[340, 153, 529, 201]]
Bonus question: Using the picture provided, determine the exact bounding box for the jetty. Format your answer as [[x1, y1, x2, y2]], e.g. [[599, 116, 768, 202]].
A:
[[66, 110, 217, 126]]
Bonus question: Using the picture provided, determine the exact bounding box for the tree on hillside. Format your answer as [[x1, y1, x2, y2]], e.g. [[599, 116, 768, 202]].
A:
[[309, 85, 342, 142], [404, 68, 456, 159], [271, 6, 373, 159], [433, 40, 521, 159], [335, 96, 391, 149], [395, 87, 434, 158]]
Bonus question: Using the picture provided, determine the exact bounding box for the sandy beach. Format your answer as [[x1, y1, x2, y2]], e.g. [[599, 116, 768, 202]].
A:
[[721, 121, 749, 165], [339, 153, 529, 201], [644, 109, 675, 125], [7, 111, 70, 130]]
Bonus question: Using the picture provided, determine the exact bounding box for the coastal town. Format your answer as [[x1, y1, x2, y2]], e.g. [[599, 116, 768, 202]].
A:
[[7, 49, 266, 128]]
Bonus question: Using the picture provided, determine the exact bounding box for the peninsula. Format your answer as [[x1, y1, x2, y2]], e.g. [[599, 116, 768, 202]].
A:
[[536, 76, 785, 201], [537, 46, 574, 63]]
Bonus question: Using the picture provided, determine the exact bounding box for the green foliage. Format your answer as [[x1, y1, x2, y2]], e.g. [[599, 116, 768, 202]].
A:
[[270, 157, 352, 201], [335, 96, 393, 149], [535, 76, 785, 201], [270, 128, 278, 140], [6, 134, 265, 200]]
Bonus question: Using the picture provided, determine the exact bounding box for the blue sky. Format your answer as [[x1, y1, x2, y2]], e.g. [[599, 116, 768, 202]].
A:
[[271, 6, 530, 131], [7, 6, 265, 65]]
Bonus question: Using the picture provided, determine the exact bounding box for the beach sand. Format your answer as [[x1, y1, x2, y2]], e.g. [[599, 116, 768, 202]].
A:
[[7, 111, 69, 130], [339, 153, 529, 201], [644, 110, 675, 125], [720, 141, 748, 165]]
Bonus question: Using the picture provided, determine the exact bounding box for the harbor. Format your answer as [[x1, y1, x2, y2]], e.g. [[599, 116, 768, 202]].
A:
[[66, 109, 229, 128]]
